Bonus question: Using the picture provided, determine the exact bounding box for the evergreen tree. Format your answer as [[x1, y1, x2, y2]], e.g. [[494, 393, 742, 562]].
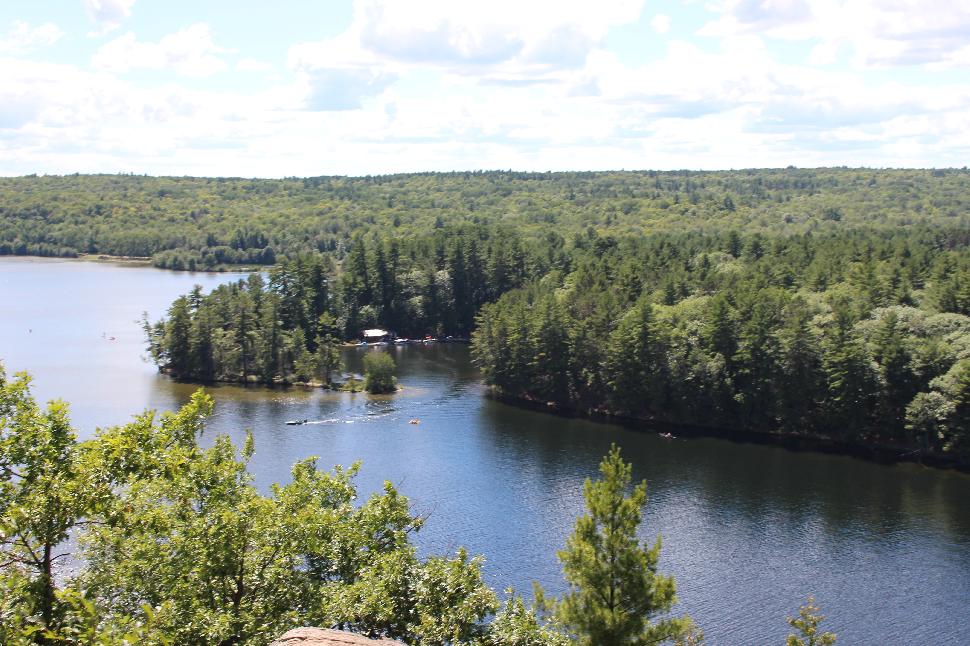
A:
[[529, 299, 570, 404], [256, 293, 284, 381], [565, 316, 605, 410], [605, 302, 667, 417], [291, 328, 316, 382], [314, 313, 343, 386], [870, 311, 916, 435], [165, 295, 193, 378], [554, 445, 692, 646], [732, 292, 784, 428], [785, 597, 836, 646], [703, 295, 737, 367], [821, 300, 877, 437], [776, 299, 824, 432]]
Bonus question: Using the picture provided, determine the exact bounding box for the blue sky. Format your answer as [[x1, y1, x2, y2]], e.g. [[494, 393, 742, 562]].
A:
[[1, 0, 968, 176]]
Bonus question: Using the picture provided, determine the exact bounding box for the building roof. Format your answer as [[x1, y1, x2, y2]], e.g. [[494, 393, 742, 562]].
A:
[[270, 628, 404, 646], [363, 328, 389, 338]]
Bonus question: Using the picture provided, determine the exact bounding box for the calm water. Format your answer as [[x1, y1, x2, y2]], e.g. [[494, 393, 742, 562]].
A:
[[2, 257, 969, 645]]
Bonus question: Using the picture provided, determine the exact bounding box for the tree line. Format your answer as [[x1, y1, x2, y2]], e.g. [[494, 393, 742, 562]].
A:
[[2, 168, 968, 270], [0, 366, 835, 645]]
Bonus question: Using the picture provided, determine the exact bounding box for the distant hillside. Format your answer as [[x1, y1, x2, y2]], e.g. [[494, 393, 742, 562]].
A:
[[1, 168, 968, 269]]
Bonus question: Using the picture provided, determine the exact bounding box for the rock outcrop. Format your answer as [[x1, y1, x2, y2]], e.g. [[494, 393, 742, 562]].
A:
[[270, 627, 405, 645]]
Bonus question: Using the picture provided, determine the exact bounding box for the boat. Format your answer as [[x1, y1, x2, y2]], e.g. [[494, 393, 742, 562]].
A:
[[658, 432, 675, 440], [285, 419, 309, 426], [409, 419, 420, 425]]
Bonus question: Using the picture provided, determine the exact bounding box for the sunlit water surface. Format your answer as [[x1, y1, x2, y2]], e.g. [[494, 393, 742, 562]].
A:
[[2, 257, 969, 645]]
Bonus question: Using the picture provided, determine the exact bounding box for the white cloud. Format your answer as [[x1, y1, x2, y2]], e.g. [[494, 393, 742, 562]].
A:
[[0, 21, 64, 55], [2, 1, 970, 175], [304, 68, 396, 110], [91, 24, 232, 77], [288, 0, 648, 110], [236, 58, 273, 73], [651, 13, 672, 35], [351, 0, 644, 67], [700, 0, 970, 69], [84, 0, 135, 35], [0, 54, 304, 174]]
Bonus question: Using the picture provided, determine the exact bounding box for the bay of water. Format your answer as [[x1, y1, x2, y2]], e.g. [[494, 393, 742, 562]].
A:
[[2, 257, 969, 645]]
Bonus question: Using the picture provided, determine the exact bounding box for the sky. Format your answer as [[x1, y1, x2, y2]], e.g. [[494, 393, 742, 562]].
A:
[[0, 0, 968, 177]]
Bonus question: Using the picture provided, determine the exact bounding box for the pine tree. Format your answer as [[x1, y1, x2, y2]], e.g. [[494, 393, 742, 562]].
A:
[[165, 295, 193, 378], [314, 313, 343, 386], [776, 299, 824, 431], [529, 299, 570, 404], [605, 302, 667, 417], [822, 300, 877, 437], [554, 446, 692, 646], [732, 292, 783, 428], [871, 311, 916, 435], [703, 295, 736, 367], [785, 597, 836, 646]]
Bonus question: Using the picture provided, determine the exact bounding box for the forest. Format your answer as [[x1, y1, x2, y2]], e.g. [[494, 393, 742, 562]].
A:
[[0, 366, 839, 645], [7, 168, 970, 461], [471, 225, 970, 462], [1, 168, 968, 268]]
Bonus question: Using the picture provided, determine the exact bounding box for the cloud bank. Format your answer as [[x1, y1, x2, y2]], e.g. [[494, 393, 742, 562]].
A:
[[0, 0, 967, 176]]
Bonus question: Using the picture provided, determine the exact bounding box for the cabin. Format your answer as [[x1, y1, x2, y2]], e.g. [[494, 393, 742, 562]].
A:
[[271, 628, 403, 645], [362, 328, 392, 343]]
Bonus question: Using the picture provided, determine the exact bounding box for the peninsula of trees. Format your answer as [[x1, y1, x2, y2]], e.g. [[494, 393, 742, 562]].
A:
[[471, 225, 970, 463]]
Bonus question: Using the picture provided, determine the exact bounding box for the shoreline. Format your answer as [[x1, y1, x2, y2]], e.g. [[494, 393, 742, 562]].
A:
[[0, 251, 266, 272], [487, 389, 970, 474], [158, 370, 404, 395]]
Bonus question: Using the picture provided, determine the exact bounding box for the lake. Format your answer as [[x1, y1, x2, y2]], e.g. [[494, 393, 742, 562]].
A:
[[2, 256, 969, 645]]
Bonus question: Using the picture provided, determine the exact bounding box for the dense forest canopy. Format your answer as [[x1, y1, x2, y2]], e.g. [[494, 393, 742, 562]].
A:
[[1, 168, 968, 268], [471, 226, 970, 461], [6, 167, 968, 461], [130, 168, 970, 465]]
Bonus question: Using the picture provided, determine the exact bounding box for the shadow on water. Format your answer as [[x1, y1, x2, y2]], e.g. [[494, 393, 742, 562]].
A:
[[475, 397, 970, 644]]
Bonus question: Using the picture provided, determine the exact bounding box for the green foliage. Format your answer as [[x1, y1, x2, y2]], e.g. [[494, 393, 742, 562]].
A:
[[133, 170, 970, 429], [553, 445, 692, 646], [2, 362, 857, 645], [364, 352, 397, 394], [0, 367, 95, 642], [605, 301, 667, 416], [0, 366, 495, 645], [785, 597, 836, 646], [2, 169, 969, 268], [145, 226, 538, 383], [473, 226, 970, 460], [482, 592, 570, 646]]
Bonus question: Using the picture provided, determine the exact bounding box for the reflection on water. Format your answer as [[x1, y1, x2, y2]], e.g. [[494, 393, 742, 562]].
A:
[[2, 257, 970, 644]]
